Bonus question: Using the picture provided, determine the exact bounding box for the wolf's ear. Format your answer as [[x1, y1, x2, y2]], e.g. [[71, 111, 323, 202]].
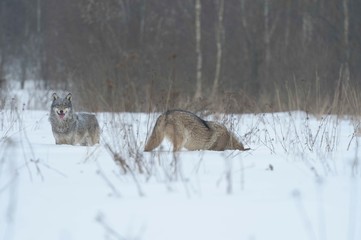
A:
[[66, 93, 72, 101], [52, 93, 59, 101]]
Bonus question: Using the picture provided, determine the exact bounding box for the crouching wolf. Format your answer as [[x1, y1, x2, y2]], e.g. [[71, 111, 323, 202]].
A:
[[49, 92, 100, 146], [144, 110, 250, 152]]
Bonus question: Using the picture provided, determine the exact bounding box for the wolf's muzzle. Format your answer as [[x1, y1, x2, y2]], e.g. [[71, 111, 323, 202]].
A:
[[57, 109, 66, 119]]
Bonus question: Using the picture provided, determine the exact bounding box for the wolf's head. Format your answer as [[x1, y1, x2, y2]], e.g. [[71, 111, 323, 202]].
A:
[[51, 93, 73, 120]]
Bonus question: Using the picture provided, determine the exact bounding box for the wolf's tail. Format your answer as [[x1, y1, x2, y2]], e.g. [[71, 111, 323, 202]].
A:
[[144, 114, 166, 151]]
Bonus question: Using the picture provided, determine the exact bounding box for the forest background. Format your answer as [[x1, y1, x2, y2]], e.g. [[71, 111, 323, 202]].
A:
[[0, 0, 360, 114]]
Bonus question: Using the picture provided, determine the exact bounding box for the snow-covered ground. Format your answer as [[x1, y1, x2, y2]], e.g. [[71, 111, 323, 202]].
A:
[[1, 102, 361, 240]]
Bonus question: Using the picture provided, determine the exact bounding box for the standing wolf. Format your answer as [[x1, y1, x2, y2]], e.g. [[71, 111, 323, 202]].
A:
[[144, 110, 249, 152], [49, 92, 100, 146]]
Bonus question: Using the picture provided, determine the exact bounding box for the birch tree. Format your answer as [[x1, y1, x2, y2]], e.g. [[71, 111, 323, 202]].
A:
[[194, 0, 202, 99], [264, 0, 271, 78], [263, 0, 278, 81], [212, 0, 224, 98], [343, 0, 350, 84]]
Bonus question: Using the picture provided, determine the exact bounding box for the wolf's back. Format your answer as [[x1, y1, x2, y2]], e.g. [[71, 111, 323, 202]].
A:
[[164, 110, 210, 130]]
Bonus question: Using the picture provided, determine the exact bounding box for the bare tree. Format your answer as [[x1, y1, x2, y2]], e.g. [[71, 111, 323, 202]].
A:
[[194, 0, 202, 99], [284, 0, 291, 48], [343, 0, 350, 85], [212, 0, 225, 98], [2, 0, 361, 112], [264, 0, 271, 79]]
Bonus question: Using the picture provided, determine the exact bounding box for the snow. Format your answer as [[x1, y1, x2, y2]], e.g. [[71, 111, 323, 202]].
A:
[[1, 104, 361, 240]]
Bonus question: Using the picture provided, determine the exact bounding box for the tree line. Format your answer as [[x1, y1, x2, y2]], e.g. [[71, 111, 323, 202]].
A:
[[1, 0, 360, 112]]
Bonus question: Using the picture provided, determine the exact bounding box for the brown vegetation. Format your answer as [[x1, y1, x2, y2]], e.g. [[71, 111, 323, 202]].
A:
[[1, 0, 361, 115]]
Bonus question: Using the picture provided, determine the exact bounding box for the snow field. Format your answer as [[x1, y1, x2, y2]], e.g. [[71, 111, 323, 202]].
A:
[[0, 108, 360, 240]]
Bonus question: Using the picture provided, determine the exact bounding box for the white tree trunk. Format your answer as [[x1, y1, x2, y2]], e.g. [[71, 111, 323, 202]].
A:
[[194, 0, 202, 99], [264, 0, 270, 77], [37, 0, 41, 32], [343, 0, 350, 84], [263, 0, 278, 79], [302, 13, 312, 46], [212, 0, 224, 98], [285, 1, 290, 48], [240, 0, 247, 28]]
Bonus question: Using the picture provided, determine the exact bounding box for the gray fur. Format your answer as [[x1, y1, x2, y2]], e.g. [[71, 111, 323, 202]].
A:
[[49, 93, 100, 146], [144, 110, 249, 152]]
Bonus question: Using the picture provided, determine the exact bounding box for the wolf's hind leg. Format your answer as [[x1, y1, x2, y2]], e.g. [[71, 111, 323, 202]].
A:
[[167, 126, 185, 152], [172, 136, 184, 152]]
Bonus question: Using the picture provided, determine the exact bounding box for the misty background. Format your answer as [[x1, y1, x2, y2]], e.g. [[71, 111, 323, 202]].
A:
[[0, 0, 360, 113]]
